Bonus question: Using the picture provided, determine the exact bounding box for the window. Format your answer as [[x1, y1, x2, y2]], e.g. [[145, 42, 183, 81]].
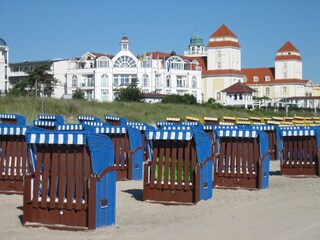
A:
[[282, 86, 287, 94], [142, 74, 149, 87], [166, 75, 171, 87], [254, 88, 258, 97], [166, 89, 171, 94], [101, 89, 109, 101], [167, 56, 184, 70], [216, 92, 221, 100], [176, 76, 186, 88], [191, 76, 197, 88], [101, 74, 108, 87], [86, 90, 93, 100], [243, 77, 247, 82], [155, 74, 162, 88], [265, 76, 270, 81], [113, 74, 137, 86], [253, 76, 259, 82], [265, 87, 270, 96], [97, 57, 109, 68], [114, 55, 136, 68], [87, 75, 94, 87], [72, 75, 78, 87]]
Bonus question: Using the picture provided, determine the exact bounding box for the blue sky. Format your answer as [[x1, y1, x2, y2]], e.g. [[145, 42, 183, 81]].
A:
[[2, 0, 320, 82]]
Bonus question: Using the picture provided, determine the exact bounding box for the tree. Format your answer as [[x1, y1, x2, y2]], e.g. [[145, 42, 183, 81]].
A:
[[72, 88, 85, 100], [162, 94, 197, 105], [8, 64, 58, 97], [115, 78, 143, 102]]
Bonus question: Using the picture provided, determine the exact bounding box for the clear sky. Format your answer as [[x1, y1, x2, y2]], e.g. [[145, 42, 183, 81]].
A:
[[2, 0, 320, 82]]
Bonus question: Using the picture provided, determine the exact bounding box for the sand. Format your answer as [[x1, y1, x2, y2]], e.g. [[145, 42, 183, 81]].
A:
[[1, 161, 320, 240]]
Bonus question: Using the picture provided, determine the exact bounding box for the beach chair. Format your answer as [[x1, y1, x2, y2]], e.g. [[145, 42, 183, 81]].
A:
[[0, 121, 31, 194], [23, 129, 116, 230], [104, 115, 126, 126], [203, 117, 219, 125], [0, 113, 26, 125], [143, 129, 213, 204], [90, 125, 144, 180], [214, 128, 270, 189], [33, 114, 64, 130], [279, 126, 320, 176]]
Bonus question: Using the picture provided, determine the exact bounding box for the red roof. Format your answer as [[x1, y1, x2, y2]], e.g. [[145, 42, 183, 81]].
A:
[[221, 81, 255, 93], [203, 69, 246, 76], [89, 52, 114, 59], [275, 55, 302, 61], [242, 67, 308, 85], [209, 24, 237, 38], [207, 41, 240, 48], [277, 41, 299, 53]]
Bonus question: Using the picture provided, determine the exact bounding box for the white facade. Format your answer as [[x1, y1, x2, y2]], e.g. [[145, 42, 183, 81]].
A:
[[66, 36, 203, 102], [0, 37, 9, 95]]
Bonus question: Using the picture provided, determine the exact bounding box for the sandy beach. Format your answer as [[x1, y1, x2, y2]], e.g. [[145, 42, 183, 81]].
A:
[[1, 161, 320, 240]]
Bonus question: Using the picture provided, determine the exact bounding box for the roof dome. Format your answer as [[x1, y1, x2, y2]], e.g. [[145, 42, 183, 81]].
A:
[[0, 37, 7, 46], [189, 34, 204, 46], [170, 50, 176, 56], [120, 34, 129, 43]]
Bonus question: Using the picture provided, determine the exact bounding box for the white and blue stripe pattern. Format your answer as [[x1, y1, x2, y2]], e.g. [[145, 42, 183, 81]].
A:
[[78, 115, 97, 121], [280, 126, 311, 130], [252, 125, 275, 131], [34, 120, 56, 127], [105, 115, 120, 121], [0, 113, 17, 119], [94, 126, 127, 134], [38, 114, 57, 120], [155, 121, 176, 126], [147, 131, 193, 140], [161, 126, 191, 131], [203, 125, 239, 130], [128, 125, 147, 131], [57, 124, 83, 131], [217, 129, 258, 138], [83, 121, 104, 126], [281, 129, 315, 137], [0, 126, 27, 135], [28, 132, 86, 145]]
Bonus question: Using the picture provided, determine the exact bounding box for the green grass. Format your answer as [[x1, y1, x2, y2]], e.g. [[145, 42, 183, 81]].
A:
[[0, 96, 316, 125]]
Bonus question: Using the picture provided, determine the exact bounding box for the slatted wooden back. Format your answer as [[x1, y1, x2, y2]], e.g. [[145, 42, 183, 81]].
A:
[[149, 139, 197, 190], [216, 136, 259, 178], [30, 144, 91, 210], [0, 135, 29, 180]]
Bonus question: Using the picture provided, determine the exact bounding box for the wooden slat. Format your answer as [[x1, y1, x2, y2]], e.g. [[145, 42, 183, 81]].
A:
[[149, 142, 158, 189], [170, 142, 177, 190], [40, 146, 51, 209], [0, 138, 6, 178], [156, 141, 165, 189], [75, 146, 83, 210], [248, 139, 253, 178], [184, 141, 191, 191], [225, 139, 231, 177], [163, 142, 170, 189], [230, 139, 236, 177], [66, 149, 74, 210], [32, 145, 44, 208], [4, 137, 12, 179], [175, 141, 182, 190], [218, 140, 226, 177], [49, 147, 59, 209], [236, 139, 242, 178], [58, 147, 66, 209]]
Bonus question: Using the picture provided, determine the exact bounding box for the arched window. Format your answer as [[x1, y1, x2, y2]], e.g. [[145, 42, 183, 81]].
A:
[[167, 56, 184, 70], [191, 76, 197, 88], [166, 75, 171, 87], [72, 75, 78, 87], [101, 74, 108, 87], [114, 55, 136, 68], [142, 74, 149, 87], [97, 57, 109, 68]]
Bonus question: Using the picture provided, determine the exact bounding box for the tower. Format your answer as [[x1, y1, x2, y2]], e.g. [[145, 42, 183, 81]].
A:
[[275, 41, 302, 80], [120, 34, 130, 51], [0, 37, 9, 94], [184, 34, 206, 57], [206, 24, 241, 71]]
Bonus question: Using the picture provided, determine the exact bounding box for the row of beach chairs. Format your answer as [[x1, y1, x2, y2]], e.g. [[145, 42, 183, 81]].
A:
[[0, 113, 319, 230]]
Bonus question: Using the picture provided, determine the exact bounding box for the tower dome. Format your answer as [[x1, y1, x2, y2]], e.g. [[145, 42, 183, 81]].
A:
[[120, 34, 130, 50], [189, 34, 204, 46], [0, 37, 7, 46]]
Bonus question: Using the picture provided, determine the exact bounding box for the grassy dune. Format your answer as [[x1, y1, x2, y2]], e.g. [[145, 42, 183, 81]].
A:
[[0, 96, 314, 125]]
